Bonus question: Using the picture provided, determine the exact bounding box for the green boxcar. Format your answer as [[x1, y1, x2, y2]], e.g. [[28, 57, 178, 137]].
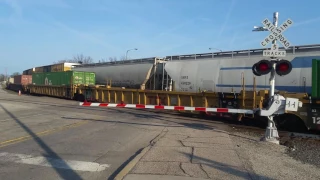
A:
[[32, 71, 95, 86]]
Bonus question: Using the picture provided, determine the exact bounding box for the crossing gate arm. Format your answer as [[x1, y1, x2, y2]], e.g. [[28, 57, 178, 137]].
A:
[[79, 102, 255, 114]]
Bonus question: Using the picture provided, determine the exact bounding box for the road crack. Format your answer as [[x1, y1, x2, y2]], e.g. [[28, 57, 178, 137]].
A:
[[179, 163, 191, 177], [199, 164, 210, 179]]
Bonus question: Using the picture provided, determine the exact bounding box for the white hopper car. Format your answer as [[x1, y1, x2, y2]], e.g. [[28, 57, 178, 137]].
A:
[[164, 44, 320, 94]]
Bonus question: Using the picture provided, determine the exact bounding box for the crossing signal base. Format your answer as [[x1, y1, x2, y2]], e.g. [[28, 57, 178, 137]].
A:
[[263, 50, 286, 57]]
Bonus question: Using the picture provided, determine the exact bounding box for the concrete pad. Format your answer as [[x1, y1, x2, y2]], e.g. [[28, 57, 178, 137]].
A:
[[181, 142, 234, 149], [154, 138, 184, 147], [165, 127, 198, 136], [167, 162, 189, 176], [202, 164, 251, 180], [123, 174, 209, 180], [131, 161, 170, 175], [166, 127, 229, 138], [181, 163, 209, 178], [131, 161, 188, 176], [183, 136, 233, 145], [141, 147, 192, 162], [192, 148, 243, 168], [164, 134, 189, 141], [189, 130, 230, 138], [154, 134, 188, 147]]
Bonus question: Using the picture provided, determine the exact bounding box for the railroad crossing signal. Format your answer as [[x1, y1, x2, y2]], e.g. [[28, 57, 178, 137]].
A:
[[260, 18, 294, 49], [252, 59, 292, 76], [253, 12, 298, 144]]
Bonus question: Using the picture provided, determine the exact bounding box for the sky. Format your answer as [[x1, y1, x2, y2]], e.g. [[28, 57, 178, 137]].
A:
[[1, 0, 320, 75]]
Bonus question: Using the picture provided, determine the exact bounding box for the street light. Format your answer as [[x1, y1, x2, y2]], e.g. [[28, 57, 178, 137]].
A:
[[125, 48, 138, 60], [209, 48, 222, 52], [209, 48, 222, 59], [252, 26, 268, 32]]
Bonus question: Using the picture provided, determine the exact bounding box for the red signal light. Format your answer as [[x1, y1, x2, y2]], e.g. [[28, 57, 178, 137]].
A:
[[252, 60, 272, 76], [276, 60, 292, 76], [278, 63, 289, 71], [258, 62, 270, 71]]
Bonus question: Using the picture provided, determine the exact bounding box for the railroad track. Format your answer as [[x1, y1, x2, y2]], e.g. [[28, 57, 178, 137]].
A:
[[230, 123, 320, 141]]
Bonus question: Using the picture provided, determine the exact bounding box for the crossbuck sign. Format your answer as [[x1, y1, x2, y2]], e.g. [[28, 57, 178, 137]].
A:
[[260, 18, 294, 49]]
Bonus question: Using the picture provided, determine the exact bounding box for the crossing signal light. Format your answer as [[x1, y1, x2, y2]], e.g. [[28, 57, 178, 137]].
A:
[[275, 60, 292, 76], [252, 60, 272, 76]]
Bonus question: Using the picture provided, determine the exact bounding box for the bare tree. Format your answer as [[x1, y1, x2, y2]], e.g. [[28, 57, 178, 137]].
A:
[[99, 59, 107, 63], [72, 54, 94, 64], [53, 54, 95, 64], [109, 56, 118, 62], [119, 55, 126, 61], [53, 59, 72, 64], [0, 74, 7, 81]]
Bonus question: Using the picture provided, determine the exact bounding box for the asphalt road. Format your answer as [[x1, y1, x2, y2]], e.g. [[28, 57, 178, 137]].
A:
[[0, 88, 229, 180], [0, 88, 171, 180]]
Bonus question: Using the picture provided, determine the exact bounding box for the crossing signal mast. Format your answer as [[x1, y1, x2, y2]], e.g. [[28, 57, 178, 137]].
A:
[[252, 12, 295, 144]]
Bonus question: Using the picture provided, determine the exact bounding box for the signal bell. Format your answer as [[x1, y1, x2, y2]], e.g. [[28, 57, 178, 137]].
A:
[[252, 59, 292, 76]]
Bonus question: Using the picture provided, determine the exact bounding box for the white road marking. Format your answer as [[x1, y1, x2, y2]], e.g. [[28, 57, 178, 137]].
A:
[[0, 152, 110, 172]]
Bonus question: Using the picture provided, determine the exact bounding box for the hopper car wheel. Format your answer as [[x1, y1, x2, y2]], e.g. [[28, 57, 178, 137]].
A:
[[250, 116, 268, 129], [274, 114, 307, 133], [75, 94, 85, 102]]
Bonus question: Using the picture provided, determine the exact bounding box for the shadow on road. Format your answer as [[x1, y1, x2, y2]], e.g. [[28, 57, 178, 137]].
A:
[[0, 104, 83, 180], [0, 97, 222, 131], [61, 107, 218, 131], [61, 116, 183, 128], [0, 98, 237, 126], [181, 152, 275, 180]]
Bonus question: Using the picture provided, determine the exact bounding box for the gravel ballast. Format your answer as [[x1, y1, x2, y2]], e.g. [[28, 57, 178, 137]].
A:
[[229, 128, 320, 180]]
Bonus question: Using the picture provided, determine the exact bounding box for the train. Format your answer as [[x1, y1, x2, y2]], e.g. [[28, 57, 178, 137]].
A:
[[72, 44, 320, 96], [5, 44, 320, 133]]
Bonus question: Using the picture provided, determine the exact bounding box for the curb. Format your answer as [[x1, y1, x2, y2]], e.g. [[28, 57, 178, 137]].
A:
[[114, 146, 151, 180], [114, 129, 168, 180], [114, 130, 168, 180]]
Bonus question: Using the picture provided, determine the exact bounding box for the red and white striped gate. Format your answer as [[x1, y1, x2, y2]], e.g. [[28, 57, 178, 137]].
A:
[[79, 102, 255, 114]]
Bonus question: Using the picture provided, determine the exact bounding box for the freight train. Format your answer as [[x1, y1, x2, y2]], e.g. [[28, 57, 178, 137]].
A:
[[5, 44, 320, 133], [71, 44, 320, 96]]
